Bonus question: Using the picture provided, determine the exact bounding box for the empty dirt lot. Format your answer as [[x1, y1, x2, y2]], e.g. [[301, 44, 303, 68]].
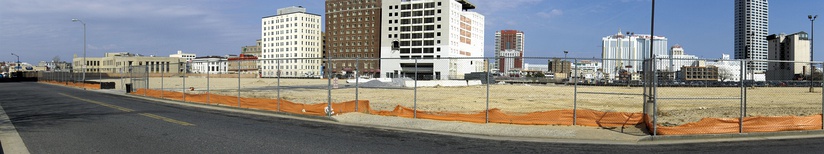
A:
[[102, 77, 823, 126]]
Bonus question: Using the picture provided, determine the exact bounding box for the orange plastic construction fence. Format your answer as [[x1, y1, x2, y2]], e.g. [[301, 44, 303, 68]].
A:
[[131, 89, 644, 128], [40, 81, 100, 89], [654, 115, 823, 135], [127, 88, 824, 135]]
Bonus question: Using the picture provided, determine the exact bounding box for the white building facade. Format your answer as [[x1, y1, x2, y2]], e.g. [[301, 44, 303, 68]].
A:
[[190, 56, 228, 74], [734, 0, 769, 73], [572, 60, 603, 81], [601, 31, 667, 79], [380, 0, 485, 80], [260, 6, 323, 78], [656, 54, 700, 72], [523, 63, 548, 72], [707, 54, 743, 82], [169, 50, 197, 61], [497, 49, 520, 73]]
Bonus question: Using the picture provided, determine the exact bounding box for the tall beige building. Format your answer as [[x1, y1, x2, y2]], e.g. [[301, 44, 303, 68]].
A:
[[260, 6, 323, 78], [766, 32, 811, 80]]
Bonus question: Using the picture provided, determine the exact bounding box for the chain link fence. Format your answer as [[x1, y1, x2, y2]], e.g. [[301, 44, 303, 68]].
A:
[[62, 56, 823, 136]]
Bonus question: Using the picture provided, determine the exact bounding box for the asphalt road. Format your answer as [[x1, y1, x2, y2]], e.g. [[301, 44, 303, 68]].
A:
[[2, 82, 824, 153]]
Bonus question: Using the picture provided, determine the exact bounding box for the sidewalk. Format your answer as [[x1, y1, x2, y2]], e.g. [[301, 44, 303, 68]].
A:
[[93, 88, 824, 145]]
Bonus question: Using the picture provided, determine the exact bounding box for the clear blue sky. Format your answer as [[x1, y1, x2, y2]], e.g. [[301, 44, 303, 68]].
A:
[[1, 0, 823, 64]]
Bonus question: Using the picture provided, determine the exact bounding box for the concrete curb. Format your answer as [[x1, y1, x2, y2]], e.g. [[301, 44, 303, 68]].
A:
[[94, 90, 339, 124], [637, 130, 824, 144], [0, 99, 31, 154]]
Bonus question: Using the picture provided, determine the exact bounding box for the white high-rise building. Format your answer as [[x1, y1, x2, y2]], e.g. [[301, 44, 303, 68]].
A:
[[260, 6, 323, 78], [380, 0, 485, 80], [601, 31, 667, 79], [735, 0, 769, 73]]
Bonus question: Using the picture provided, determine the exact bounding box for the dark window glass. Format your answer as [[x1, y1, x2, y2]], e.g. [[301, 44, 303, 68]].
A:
[[412, 48, 422, 53], [412, 41, 422, 46]]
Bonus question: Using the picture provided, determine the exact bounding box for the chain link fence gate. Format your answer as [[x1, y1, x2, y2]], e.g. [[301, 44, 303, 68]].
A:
[[129, 65, 149, 95]]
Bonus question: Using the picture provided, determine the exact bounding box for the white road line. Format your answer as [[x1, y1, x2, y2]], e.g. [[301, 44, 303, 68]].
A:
[[0, 103, 30, 154]]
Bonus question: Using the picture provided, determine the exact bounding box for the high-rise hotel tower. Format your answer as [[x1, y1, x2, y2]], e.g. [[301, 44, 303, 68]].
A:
[[735, 0, 769, 73]]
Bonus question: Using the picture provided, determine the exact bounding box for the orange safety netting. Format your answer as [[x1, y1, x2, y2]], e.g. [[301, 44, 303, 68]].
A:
[[126, 88, 824, 135], [131, 88, 644, 128], [655, 115, 822, 135], [39, 81, 100, 89]]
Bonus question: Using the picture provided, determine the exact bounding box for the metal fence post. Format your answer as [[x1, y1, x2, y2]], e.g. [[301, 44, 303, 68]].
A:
[[573, 58, 578, 126], [414, 58, 418, 119], [129, 66, 133, 93], [161, 65, 164, 99], [277, 59, 281, 112], [355, 57, 360, 112], [237, 59, 241, 107], [653, 58, 660, 136], [740, 60, 745, 133], [122, 65, 125, 91], [207, 62, 210, 104], [183, 63, 187, 102], [651, 59, 659, 137], [327, 56, 332, 117], [821, 62, 823, 130], [744, 62, 748, 117], [486, 57, 490, 123], [144, 65, 148, 96]]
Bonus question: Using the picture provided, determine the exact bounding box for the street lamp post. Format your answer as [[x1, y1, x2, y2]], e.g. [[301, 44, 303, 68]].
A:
[[809, 15, 817, 92], [11, 53, 20, 72], [72, 19, 86, 82]]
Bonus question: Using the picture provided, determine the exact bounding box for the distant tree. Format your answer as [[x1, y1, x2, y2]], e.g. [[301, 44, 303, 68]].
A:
[[52, 56, 62, 70], [718, 66, 735, 82], [533, 72, 545, 78]]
